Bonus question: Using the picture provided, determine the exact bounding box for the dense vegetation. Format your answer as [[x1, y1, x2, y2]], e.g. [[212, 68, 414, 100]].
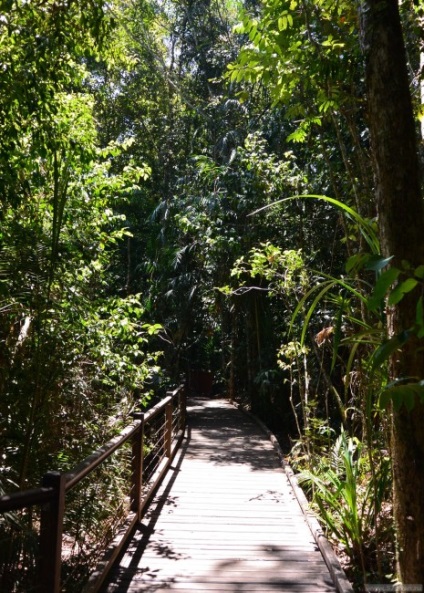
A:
[[1, 0, 424, 589]]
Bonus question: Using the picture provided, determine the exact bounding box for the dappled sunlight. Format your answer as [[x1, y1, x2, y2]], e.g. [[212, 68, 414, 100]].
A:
[[101, 397, 337, 593], [105, 543, 333, 592], [185, 397, 282, 472]]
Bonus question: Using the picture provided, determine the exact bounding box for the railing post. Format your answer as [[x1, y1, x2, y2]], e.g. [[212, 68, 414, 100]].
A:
[[131, 413, 144, 519], [39, 471, 66, 593], [179, 386, 187, 430], [165, 398, 173, 458]]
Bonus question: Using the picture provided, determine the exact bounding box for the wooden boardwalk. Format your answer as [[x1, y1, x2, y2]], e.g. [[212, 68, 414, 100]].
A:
[[101, 397, 344, 593]]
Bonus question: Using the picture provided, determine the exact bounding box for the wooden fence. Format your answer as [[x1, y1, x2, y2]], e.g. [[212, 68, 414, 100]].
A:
[[0, 386, 186, 593]]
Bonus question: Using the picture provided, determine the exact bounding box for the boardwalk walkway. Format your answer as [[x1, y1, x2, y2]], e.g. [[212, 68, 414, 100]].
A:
[[101, 397, 345, 593]]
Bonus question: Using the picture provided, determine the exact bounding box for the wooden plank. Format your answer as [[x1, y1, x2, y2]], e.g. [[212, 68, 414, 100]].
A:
[[106, 582, 337, 593], [133, 557, 328, 568], [111, 566, 333, 579], [101, 397, 341, 593], [138, 551, 325, 561]]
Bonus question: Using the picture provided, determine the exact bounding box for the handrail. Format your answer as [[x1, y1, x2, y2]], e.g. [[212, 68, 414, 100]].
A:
[[0, 486, 54, 512], [0, 385, 187, 593], [64, 421, 141, 491], [144, 393, 173, 422]]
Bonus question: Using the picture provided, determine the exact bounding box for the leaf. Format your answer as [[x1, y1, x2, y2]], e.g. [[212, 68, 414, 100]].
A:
[[286, 128, 307, 143], [371, 331, 411, 371], [367, 267, 401, 311], [417, 299, 424, 338], [364, 255, 394, 272], [233, 22, 246, 34], [379, 382, 424, 411], [414, 265, 424, 279], [250, 195, 380, 254], [345, 253, 392, 275], [345, 253, 368, 274], [248, 25, 258, 41], [278, 16, 287, 30], [142, 323, 163, 335], [388, 278, 418, 306]]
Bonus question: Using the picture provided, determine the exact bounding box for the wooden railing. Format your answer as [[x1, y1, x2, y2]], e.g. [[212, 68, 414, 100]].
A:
[[0, 386, 186, 593]]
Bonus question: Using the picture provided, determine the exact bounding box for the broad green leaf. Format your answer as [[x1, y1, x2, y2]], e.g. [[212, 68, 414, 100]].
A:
[[379, 382, 424, 411], [388, 278, 418, 306], [414, 265, 424, 279], [286, 128, 307, 143], [364, 255, 393, 272], [278, 16, 287, 30], [142, 323, 163, 335], [367, 267, 400, 311], [345, 253, 392, 275]]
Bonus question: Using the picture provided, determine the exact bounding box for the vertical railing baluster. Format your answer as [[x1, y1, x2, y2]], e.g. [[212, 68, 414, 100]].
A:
[[131, 413, 144, 520], [180, 386, 187, 430], [39, 471, 66, 593], [165, 397, 173, 458]]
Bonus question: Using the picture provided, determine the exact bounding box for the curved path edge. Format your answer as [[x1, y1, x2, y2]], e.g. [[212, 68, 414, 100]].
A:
[[235, 402, 355, 593]]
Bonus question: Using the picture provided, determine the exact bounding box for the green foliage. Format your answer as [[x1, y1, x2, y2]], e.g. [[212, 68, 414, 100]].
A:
[[227, 0, 360, 120], [291, 274, 367, 347], [298, 428, 392, 573], [379, 380, 424, 412], [2, 0, 416, 586], [0, 4, 165, 590], [253, 194, 379, 254], [229, 242, 309, 297], [0, 0, 111, 205], [77, 294, 162, 391], [345, 255, 424, 412]]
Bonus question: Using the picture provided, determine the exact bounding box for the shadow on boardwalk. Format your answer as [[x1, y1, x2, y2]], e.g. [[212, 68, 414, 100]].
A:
[[101, 397, 339, 593]]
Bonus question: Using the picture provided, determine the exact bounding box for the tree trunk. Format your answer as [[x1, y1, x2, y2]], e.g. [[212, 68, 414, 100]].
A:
[[360, 0, 424, 583]]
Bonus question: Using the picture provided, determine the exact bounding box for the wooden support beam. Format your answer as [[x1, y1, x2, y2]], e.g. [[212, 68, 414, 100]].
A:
[[39, 471, 66, 593]]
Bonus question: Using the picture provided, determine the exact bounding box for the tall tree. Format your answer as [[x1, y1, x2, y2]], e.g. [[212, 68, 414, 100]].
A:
[[360, 0, 424, 583]]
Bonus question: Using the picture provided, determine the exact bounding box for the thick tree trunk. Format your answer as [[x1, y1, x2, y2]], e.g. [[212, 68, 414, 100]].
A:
[[360, 0, 424, 583]]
